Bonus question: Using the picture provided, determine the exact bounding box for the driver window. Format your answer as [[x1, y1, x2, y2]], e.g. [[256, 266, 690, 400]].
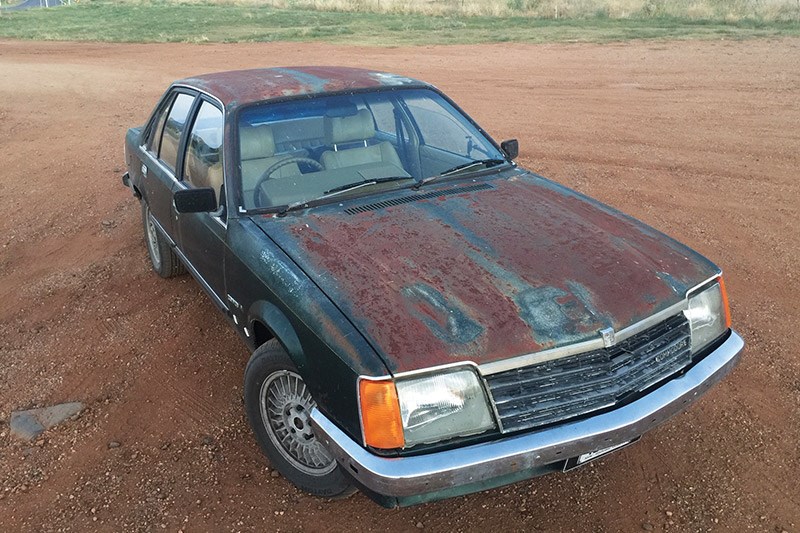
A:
[[183, 101, 224, 206], [406, 97, 478, 156]]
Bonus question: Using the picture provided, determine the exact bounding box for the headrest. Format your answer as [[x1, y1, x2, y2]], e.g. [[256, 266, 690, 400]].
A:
[[324, 109, 376, 145], [326, 100, 358, 117], [239, 124, 276, 160]]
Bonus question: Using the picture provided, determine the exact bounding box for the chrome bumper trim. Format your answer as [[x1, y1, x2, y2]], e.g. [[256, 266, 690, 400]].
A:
[[310, 331, 743, 498]]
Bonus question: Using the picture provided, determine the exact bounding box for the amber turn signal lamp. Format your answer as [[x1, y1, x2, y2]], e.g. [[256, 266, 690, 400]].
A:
[[718, 276, 732, 329], [359, 379, 404, 449]]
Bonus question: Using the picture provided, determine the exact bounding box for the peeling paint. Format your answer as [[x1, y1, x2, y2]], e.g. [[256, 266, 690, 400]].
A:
[[178, 67, 425, 110], [256, 171, 719, 374], [656, 270, 692, 296], [401, 283, 483, 346]]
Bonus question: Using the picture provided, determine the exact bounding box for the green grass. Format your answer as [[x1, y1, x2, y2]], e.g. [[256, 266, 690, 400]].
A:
[[0, 1, 798, 45]]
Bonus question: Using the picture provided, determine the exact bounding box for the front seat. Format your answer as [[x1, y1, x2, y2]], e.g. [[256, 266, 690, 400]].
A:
[[239, 124, 301, 194], [320, 109, 402, 170], [206, 162, 224, 206], [184, 142, 223, 207]]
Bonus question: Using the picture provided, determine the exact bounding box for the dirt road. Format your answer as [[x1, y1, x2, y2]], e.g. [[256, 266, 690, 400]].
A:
[[1, 38, 798, 532]]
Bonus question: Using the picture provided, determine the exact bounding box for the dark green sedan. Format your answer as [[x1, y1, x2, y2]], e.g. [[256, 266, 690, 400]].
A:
[[122, 66, 743, 507]]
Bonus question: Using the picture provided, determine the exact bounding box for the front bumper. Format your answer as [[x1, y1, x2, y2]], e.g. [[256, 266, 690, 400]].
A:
[[311, 330, 743, 505]]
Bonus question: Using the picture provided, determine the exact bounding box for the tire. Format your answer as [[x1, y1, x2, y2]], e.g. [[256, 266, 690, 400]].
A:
[[244, 339, 355, 499], [141, 201, 185, 278]]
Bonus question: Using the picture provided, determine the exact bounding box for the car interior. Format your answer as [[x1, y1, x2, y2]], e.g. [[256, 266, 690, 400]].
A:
[[237, 90, 502, 210], [183, 106, 225, 206]]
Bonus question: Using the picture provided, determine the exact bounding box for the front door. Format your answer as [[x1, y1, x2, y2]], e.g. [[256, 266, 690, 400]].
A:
[[175, 98, 227, 306]]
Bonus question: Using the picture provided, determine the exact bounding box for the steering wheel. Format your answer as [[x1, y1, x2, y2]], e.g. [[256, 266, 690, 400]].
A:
[[252, 157, 324, 207]]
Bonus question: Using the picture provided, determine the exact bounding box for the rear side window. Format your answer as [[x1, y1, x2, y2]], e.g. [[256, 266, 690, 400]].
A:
[[159, 93, 195, 172], [146, 94, 173, 154], [183, 101, 224, 198]]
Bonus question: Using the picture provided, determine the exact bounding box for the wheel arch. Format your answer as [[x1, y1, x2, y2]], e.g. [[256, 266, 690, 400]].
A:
[[251, 320, 274, 348], [248, 300, 305, 368]]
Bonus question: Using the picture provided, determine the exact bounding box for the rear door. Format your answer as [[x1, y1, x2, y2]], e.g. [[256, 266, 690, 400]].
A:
[[175, 98, 228, 307], [141, 90, 197, 241]]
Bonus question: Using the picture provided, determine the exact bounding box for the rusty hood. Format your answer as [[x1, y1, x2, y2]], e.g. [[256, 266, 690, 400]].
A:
[[255, 172, 719, 375]]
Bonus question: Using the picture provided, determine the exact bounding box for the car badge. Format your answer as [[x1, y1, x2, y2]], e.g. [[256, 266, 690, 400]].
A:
[[600, 327, 616, 347]]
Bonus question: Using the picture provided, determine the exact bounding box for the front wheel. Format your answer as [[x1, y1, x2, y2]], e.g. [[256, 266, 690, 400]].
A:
[[244, 340, 355, 498]]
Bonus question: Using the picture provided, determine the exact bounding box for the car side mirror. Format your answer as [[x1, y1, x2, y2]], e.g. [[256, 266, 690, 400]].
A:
[[174, 187, 217, 213], [500, 139, 519, 161]]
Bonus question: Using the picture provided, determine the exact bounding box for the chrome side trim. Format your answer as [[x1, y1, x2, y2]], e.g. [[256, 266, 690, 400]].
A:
[[150, 216, 229, 313], [149, 215, 177, 247], [141, 148, 179, 184], [479, 299, 689, 376], [226, 294, 243, 310], [172, 245, 229, 313], [311, 331, 743, 498]]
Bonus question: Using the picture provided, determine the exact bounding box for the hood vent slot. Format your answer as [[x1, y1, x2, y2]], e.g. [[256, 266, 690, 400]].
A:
[[345, 183, 494, 215]]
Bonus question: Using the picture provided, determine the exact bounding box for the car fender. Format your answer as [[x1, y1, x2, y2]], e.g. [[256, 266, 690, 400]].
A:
[[247, 300, 304, 366]]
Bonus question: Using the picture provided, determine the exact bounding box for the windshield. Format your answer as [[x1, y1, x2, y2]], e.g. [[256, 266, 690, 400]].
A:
[[236, 88, 506, 211]]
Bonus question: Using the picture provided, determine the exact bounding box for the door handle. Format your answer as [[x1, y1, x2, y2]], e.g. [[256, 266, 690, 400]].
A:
[[141, 164, 148, 177]]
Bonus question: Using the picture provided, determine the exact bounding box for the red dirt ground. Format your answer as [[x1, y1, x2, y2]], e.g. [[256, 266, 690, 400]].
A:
[[0, 38, 798, 532]]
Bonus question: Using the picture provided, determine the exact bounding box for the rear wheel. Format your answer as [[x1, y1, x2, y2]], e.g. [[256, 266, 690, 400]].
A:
[[244, 340, 355, 498], [141, 202, 184, 278]]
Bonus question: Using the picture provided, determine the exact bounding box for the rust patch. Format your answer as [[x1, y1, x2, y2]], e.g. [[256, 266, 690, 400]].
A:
[[401, 283, 483, 346], [257, 173, 718, 374], [177, 66, 422, 110]]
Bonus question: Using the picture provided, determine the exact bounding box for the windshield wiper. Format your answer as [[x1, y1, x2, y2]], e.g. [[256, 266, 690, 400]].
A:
[[323, 175, 412, 195], [414, 158, 507, 189], [276, 176, 413, 216]]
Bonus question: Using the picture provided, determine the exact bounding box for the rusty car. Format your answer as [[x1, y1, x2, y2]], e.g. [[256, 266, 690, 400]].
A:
[[122, 66, 744, 507]]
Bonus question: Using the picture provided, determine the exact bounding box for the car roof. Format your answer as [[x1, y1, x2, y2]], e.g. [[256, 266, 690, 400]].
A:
[[175, 66, 429, 108]]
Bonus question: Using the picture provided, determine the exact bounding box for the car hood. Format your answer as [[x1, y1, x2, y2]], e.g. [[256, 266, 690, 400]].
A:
[[254, 172, 719, 375]]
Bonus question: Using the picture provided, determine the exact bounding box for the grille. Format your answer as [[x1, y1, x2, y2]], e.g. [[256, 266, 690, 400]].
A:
[[344, 183, 493, 215], [485, 313, 692, 434]]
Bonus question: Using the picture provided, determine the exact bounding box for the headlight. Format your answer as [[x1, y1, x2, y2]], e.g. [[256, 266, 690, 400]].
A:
[[685, 278, 731, 354], [396, 369, 495, 447], [359, 368, 496, 449]]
